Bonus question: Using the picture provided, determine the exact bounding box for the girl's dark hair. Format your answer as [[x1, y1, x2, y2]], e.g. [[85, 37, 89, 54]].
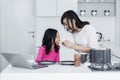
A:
[[61, 10, 89, 32], [42, 28, 59, 54]]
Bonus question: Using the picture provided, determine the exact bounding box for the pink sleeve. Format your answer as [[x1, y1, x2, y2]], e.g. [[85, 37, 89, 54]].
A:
[[55, 50, 60, 62], [35, 46, 44, 62]]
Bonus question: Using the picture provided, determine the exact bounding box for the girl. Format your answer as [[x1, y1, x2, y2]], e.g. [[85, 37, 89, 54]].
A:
[[35, 28, 60, 63]]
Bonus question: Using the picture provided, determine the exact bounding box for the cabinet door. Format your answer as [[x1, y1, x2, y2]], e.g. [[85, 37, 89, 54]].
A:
[[57, 0, 77, 16], [1, 0, 35, 60], [36, 0, 57, 16]]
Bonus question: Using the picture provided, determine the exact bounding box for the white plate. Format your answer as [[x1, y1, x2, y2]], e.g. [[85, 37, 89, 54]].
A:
[[38, 61, 56, 65], [60, 61, 74, 65]]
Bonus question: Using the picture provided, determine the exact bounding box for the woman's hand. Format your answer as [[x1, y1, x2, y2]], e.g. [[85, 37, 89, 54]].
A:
[[62, 40, 76, 49]]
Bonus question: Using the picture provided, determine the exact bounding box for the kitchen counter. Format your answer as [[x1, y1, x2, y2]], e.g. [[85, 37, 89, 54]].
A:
[[1, 62, 120, 80], [1, 63, 91, 73], [1, 62, 92, 80], [1, 54, 119, 73], [1, 43, 120, 80]]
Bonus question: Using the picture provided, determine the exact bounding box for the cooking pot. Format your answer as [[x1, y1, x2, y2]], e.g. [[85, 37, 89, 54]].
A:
[[90, 48, 111, 64]]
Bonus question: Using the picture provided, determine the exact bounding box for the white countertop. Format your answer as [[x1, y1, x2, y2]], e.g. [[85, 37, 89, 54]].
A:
[[1, 63, 92, 80], [1, 63, 120, 80], [1, 43, 120, 80], [1, 63, 91, 73]]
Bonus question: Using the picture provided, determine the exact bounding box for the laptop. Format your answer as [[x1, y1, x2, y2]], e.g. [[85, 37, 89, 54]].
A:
[[1, 53, 48, 69]]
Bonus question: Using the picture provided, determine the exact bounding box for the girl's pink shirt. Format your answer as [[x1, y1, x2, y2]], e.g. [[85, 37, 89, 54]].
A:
[[35, 46, 60, 62]]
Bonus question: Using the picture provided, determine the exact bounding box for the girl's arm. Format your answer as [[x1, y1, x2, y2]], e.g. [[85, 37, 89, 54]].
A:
[[35, 47, 44, 62], [55, 48, 60, 62], [55, 54, 60, 62]]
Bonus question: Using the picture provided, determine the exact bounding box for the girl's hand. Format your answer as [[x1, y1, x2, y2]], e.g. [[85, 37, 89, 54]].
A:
[[62, 40, 76, 49]]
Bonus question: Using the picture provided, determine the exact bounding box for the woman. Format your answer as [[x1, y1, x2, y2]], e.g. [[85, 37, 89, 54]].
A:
[[61, 10, 99, 53]]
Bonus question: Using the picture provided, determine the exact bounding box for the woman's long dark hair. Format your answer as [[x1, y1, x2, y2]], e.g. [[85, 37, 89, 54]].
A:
[[61, 10, 89, 32], [42, 28, 59, 55]]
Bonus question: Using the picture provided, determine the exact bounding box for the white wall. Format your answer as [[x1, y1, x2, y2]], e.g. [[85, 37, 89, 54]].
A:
[[116, 0, 120, 47], [0, 0, 2, 72], [0, 0, 9, 73], [119, 1, 120, 46], [81, 17, 116, 42]]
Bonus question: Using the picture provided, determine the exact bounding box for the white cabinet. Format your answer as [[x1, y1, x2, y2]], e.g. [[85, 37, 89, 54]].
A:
[[1, 0, 35, 60], [57, 0, 77, 16], [36, 0, 57, 16], [36, 0, 77, 16]]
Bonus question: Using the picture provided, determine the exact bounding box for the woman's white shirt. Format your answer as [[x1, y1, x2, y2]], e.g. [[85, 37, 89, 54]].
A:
[[73, 25, 99, 48]]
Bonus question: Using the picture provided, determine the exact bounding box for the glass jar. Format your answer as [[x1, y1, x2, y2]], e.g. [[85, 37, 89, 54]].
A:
[[74, 53, 81, 67]]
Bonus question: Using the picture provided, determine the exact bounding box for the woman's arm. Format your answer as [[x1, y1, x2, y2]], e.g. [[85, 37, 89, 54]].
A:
[[62, 40, 91, 53], [73, 44, 91, 53]]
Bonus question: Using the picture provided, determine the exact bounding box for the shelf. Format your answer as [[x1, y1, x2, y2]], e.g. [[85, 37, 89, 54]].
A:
[[78, 0, 116, 17], [78, 0, 116, 3], [78, 2, 116, 3]]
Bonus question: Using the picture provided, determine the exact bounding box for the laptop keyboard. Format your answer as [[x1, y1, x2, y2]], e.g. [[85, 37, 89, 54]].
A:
[[31, 64, 48, 69]]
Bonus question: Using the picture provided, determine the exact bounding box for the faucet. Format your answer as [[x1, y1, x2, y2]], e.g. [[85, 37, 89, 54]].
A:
[[96, 32, 103, 42], [96, 32, 110, 42]]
